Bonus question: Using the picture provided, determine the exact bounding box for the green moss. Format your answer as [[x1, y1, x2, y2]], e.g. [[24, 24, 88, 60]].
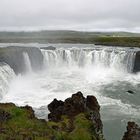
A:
[[47, 114, 99, 140], [68, 114, 97, 140], [74, 114, 93, 128], [0, 104, 51, 139], [0, 104, 103, 140]]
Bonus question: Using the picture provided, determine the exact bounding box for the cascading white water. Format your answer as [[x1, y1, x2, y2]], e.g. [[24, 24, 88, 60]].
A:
[[23, 52, 32, 72], [0, 44, 140, 140], [0, 62, 15, 98], [41, 48, 136, 73]]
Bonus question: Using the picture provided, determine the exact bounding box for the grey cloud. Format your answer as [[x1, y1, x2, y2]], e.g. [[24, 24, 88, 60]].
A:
[[0, 0, 140, 32]]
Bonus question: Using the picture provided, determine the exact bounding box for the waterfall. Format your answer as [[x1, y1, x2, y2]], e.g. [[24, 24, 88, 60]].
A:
[[0, 63, 15, 98], [23, 52, 32, 73], [41, 47, 136, 73]]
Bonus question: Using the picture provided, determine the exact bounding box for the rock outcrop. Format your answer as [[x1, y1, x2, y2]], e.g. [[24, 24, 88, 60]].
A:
[[122, 122, 140, 140], [0, 92, 104, 140], [48, 91, 103, 139], [133, 51, 140, 73]]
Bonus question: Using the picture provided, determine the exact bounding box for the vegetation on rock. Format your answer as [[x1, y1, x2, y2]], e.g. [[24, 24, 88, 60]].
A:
[[0, 92, 104, 140], [0, 92, 139, 140]]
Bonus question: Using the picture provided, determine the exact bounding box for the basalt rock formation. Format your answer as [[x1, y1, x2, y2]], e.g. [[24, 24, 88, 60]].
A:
[[0, 92, 104, 140], [122, 122, 140, 140], [48, 91, 103, 134]]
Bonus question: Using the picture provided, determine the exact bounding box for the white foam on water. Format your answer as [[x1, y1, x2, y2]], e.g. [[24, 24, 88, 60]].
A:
[[0, 63, 15, 98], [1, 64, 140, 118], [1, 47, 140, 120], [0, 45, 140, 140], [23, 52, 32, 73]]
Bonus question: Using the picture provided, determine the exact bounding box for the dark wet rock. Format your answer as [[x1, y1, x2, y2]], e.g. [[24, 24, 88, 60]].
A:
[[86, 95, 100, 111], [48, 91, 103, 138], [122, 122, 140, 140], [48, 99, 64, 122], [63, 91, 85, 116], [0, 109, 11, 122], [48, 99, 64, 113], [86, 96, 102, 132], [48, 91, 101, 122], [133, 51, 140, 73], [48, 91, 86, 121], [41, 46, 56, 50], [127, 90, 135, 94]]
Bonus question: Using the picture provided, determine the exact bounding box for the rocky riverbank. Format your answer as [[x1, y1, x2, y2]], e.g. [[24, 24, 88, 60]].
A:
[[0, 92, 139, 140]]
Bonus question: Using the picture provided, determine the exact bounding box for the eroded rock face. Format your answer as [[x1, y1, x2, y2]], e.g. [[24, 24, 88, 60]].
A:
[[86, 95, 100, 111], [48, 91, 103, 136], [133, 51, 140, 73], [0, 46, 44, 74], [122, 122, 140, 140]]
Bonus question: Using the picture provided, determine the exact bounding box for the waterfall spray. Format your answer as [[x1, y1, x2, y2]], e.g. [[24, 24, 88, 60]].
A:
[[0, 63, 15, 98], [23, 52, 32, 73], [41, 47, 136, 73]]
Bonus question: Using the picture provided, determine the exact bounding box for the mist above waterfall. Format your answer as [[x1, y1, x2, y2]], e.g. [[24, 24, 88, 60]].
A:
[[0, 62, 15, 98]]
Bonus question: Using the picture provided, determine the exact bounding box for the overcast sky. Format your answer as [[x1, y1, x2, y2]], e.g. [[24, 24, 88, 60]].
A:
[[0, 0, 140, 32]]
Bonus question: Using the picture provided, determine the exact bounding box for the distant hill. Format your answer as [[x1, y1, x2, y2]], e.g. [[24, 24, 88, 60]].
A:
[[0, 30, 140, 47], [0, 30, 140, 39]]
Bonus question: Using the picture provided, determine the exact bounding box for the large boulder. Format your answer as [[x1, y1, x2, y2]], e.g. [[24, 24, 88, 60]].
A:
[[48, 99, 64, 121], [48, 91, 103, 136]]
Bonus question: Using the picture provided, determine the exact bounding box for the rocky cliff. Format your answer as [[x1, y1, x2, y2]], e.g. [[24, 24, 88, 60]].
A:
[[133, 51, 140, 73], [0, 92, 104, 140], [122, 122, 140, 140]]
